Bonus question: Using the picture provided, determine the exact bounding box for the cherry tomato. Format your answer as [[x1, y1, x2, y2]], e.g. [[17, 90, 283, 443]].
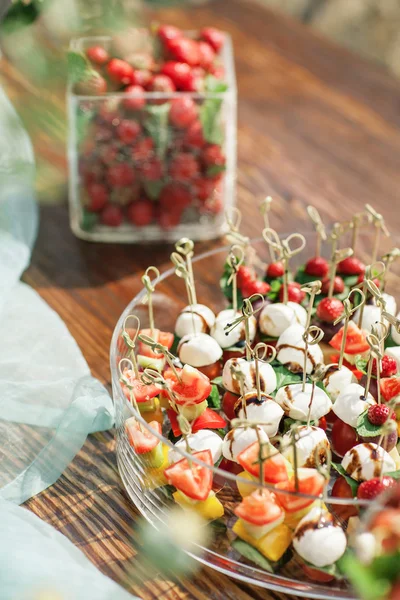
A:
[[325, 409, 338, 425], [301, 564, 335, 583], [331, 476, 358, 520], [197, 361, 222, 380], [222, 391, 239, 420], [331, 418, 358, 458]]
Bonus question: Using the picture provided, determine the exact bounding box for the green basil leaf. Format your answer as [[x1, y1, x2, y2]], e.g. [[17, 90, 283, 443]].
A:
[[158, 484, 175, 501], [385, 469, 400, 479], [144, 103, 170, 160], [143, 180, 164, 201], [355, 355, 368, 375], [385, 333, 398, 348], [294, 265, 320, 285], [170, 334, 180, 355], [342, 275, 359, 287], [371, 551, 400, 581], [331, 463, 359, 496], [337, 551, 390, 600], [356, 410, 385, 438], [200, 76, 227, 145], [207, 384, 221, 410], [211, 376, 224, 387], [67, 51, 91, 84], [207, 164, 226, 178], [274, 366, 302, 390], [231, 538, 273, 572]]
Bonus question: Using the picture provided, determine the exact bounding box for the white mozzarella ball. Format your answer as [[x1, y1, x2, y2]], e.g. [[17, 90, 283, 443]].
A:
[[323, 366, 356, 402], [392, 311, 400, 345], [275, 383, 332, 422], [385, 346, 400, 371], [222, 426, 269, 463], [293, 507, 347, 567], [341, 443, 396, 482], [276, 324, 324, 373], [332, 383, 375, 427], [355, 294, 396, 334], [175, 304, 215, 338], [168, 430, 223, 465], [259, 302, 307, 338], [222, 357, 277, 395], [211, 309, 256, 349], [281, 425, 330, 468], [178, 333, 222, 367], [236, 393, 284, 437]]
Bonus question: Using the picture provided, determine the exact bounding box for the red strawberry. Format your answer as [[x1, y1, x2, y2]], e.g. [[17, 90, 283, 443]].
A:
[[357, 273, 381, 288], [316, 297, 344, 323], [132, 70, 152, 88], [158, 207, 182, 229], [305, 256, 329, 278], [381, 377, 400, 402], [107, 59, 135, 85], [169, 97, 197, 128], [123, 85, 146, 111], [357, 476, 396, 500], [161, 62, 197, 91], [237, 265, 255, 288], [166, 37, 200, 66], [157, 24, 182, 44], [127, 199, 154, 227], [159, 182, 192, 210], [198, 41, 215, 69], [200, 27, 225, 52], [184, 120, 205, 149], [86, 183, 108, 212], [367, 404, 391, 426], [138, 157, 163, 181], [148, 74, 176, 94], [321, 276, 345, 295], [74, 74, 107, 95], [337, 256, 365, 276], [86, 46, 109, 65], [241, 280, 270, 298], [193, 178, 214, 202], [100, 204, 123, 227], [372, 355, 398, 378], [132, 137, 154, 163], [107, 163, 135, 187], [202, 144, 226, 168], [169, 152, 199, 181], [266, 261, 284, 279], [116, 120, 141, 144], [279, 282, 305, 304]]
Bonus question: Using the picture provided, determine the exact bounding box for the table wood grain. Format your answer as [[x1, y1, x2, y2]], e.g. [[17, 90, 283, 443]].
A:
[[3, 0, 400, 598]]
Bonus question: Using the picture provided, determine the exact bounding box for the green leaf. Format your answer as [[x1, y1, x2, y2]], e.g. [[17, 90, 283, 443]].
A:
[[355, 355, 368, 375], [143, 180, 164, 200], [371, 551, 400, 581], [214, 428, 227, 439], [144, 103, 170, 160], [200, 76, 227, 145], [266, 279, 282, 302], [274, 365, 302, 390], [385, 469, 400, 479], [81, 210, 98, 232], [337, 551, 390, 600], [159, 484, 175, 501], [342, 275, 359, 287], [231, 539, 273, 572], [303, 558, 344, 579], [356, 410, 385, 438], [385, 333, 398, 348], [331, 463, 359, 496], [211, 376, 223, 387], [207, 385, 221, 410], [170, 334, 180, 355], [67, 51, 91, 84], [294, 265, 320, 285], [207, 164, 226, 178]]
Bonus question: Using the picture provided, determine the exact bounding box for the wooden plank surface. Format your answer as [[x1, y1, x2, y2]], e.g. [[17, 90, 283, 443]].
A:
[[2, 0, 400, 598]]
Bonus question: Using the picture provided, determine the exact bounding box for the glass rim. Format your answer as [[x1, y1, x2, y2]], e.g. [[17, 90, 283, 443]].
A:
[[110, 233, 393, 508]]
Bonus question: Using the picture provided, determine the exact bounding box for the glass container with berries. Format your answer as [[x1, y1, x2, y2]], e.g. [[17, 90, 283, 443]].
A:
[[67, 25, 236, 242]]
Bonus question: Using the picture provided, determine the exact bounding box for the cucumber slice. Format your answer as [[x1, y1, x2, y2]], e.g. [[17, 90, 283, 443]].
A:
[[179, 400, 208, 422], [137, 354, 165, 372], [143, 441, 164, 469]]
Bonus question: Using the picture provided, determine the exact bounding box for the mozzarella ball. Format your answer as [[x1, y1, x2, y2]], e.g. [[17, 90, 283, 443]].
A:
[[332, 383, 375, 427], [175, 304, 215, 338], [355, 294, 396, 334], [293, 507, 347, 567], [222, 357, 277, 395], [392, 311, 400, 345], [235, 392, 284, 437], [276, 324, 324, 374], [178, 333, 222, 367], [275, 383, 332, 422], [211, 309, 256, 349], [259, 302, 307, 338], [169, 430, 222, 465], [323, 366, 356, 402], [222, 426, 269, 463], [342, 443, 396, 482], [281, 425, 330, 468]]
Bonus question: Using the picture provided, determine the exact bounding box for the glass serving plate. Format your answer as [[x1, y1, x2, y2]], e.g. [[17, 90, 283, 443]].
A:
[[111, 232, 400, 599]]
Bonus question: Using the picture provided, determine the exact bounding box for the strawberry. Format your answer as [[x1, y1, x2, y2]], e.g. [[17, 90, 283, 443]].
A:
[[74, 73, 107, 95], [381, 377, 400, 402], [166, 37, 200, 66], [107, 58, 135, 85], [86, 46, 109, 65], [86, 183, 108, 212], [321, 276, 345, 295], [100, 204, 123, 227], [123, 85, 146, 111], [316, 297, 344, 323], [266, 261, 284, 279], [200, 27, 225, 52], [305, 256, 329, 278], [169, 152, 200, 181], [367, 404, 391, 426], [237, 265, 255, 288], [241, 279, 270, 298], [157, 24, 182, 44], [372, 355, 398, 378], [337, 256, 365, 276], [169, 97, 197, 128], [198, 41, 215, 69], [279, 282, 305, 303], [357, 476, 396, 500], [357, 273, 381, 288]]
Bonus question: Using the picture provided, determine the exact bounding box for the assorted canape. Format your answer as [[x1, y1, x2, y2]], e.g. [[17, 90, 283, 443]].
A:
[[118, 202, 400, 585]]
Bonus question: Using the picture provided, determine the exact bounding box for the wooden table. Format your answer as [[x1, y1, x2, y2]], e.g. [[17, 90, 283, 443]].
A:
[[3, 0, 400, 598]]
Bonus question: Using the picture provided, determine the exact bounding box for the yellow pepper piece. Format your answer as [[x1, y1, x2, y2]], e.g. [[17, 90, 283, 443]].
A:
[[143, 444, 169, 490], [284, 501, 327, 530], [237, 471, 259, 497], [173, 490, 224, 521], [232, 519, 292, 562]]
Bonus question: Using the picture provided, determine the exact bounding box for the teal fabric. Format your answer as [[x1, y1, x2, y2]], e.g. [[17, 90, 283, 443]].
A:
[[0, 499, 133, 599]]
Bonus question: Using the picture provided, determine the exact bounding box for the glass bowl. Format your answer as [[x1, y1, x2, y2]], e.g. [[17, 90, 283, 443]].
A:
[[111, 231, 400, 599]]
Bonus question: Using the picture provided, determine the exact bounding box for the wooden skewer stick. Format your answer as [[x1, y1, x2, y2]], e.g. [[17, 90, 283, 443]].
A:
[[300, 280, 322, 391], [333, 288, 366, 369], [246, 342, 277, 401], [365, 327, 385, 403], [381, 248, 400, 293], [171, 251, 198, 334], [225, 294, 265, 360], [357, 262, 385, 328], [175, 238, 197, 305], [141, 266, 160, 337], [260, 197, 275, 261], [307, 206, 327, 258], [365, 204, 390, 264], [121, 314, 141, 379], [263, 229, 306, 304], [138, 333, 182, 382], [226, 245, 245, 314], [119, 357, 143, 431], [350, 212, 365, 255]]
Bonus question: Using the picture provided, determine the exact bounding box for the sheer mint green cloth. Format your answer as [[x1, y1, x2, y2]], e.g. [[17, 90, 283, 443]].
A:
[[0, 86, 136, 598]]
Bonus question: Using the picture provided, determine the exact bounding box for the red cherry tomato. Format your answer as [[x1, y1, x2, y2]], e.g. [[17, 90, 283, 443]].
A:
[[331, 476, 358, 520], [197, 361, 222, 380], [331, 418, 358, 458], [222, 391, 240, 421], [167, 407, 226, 437], [301, 564, 335, 583]]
